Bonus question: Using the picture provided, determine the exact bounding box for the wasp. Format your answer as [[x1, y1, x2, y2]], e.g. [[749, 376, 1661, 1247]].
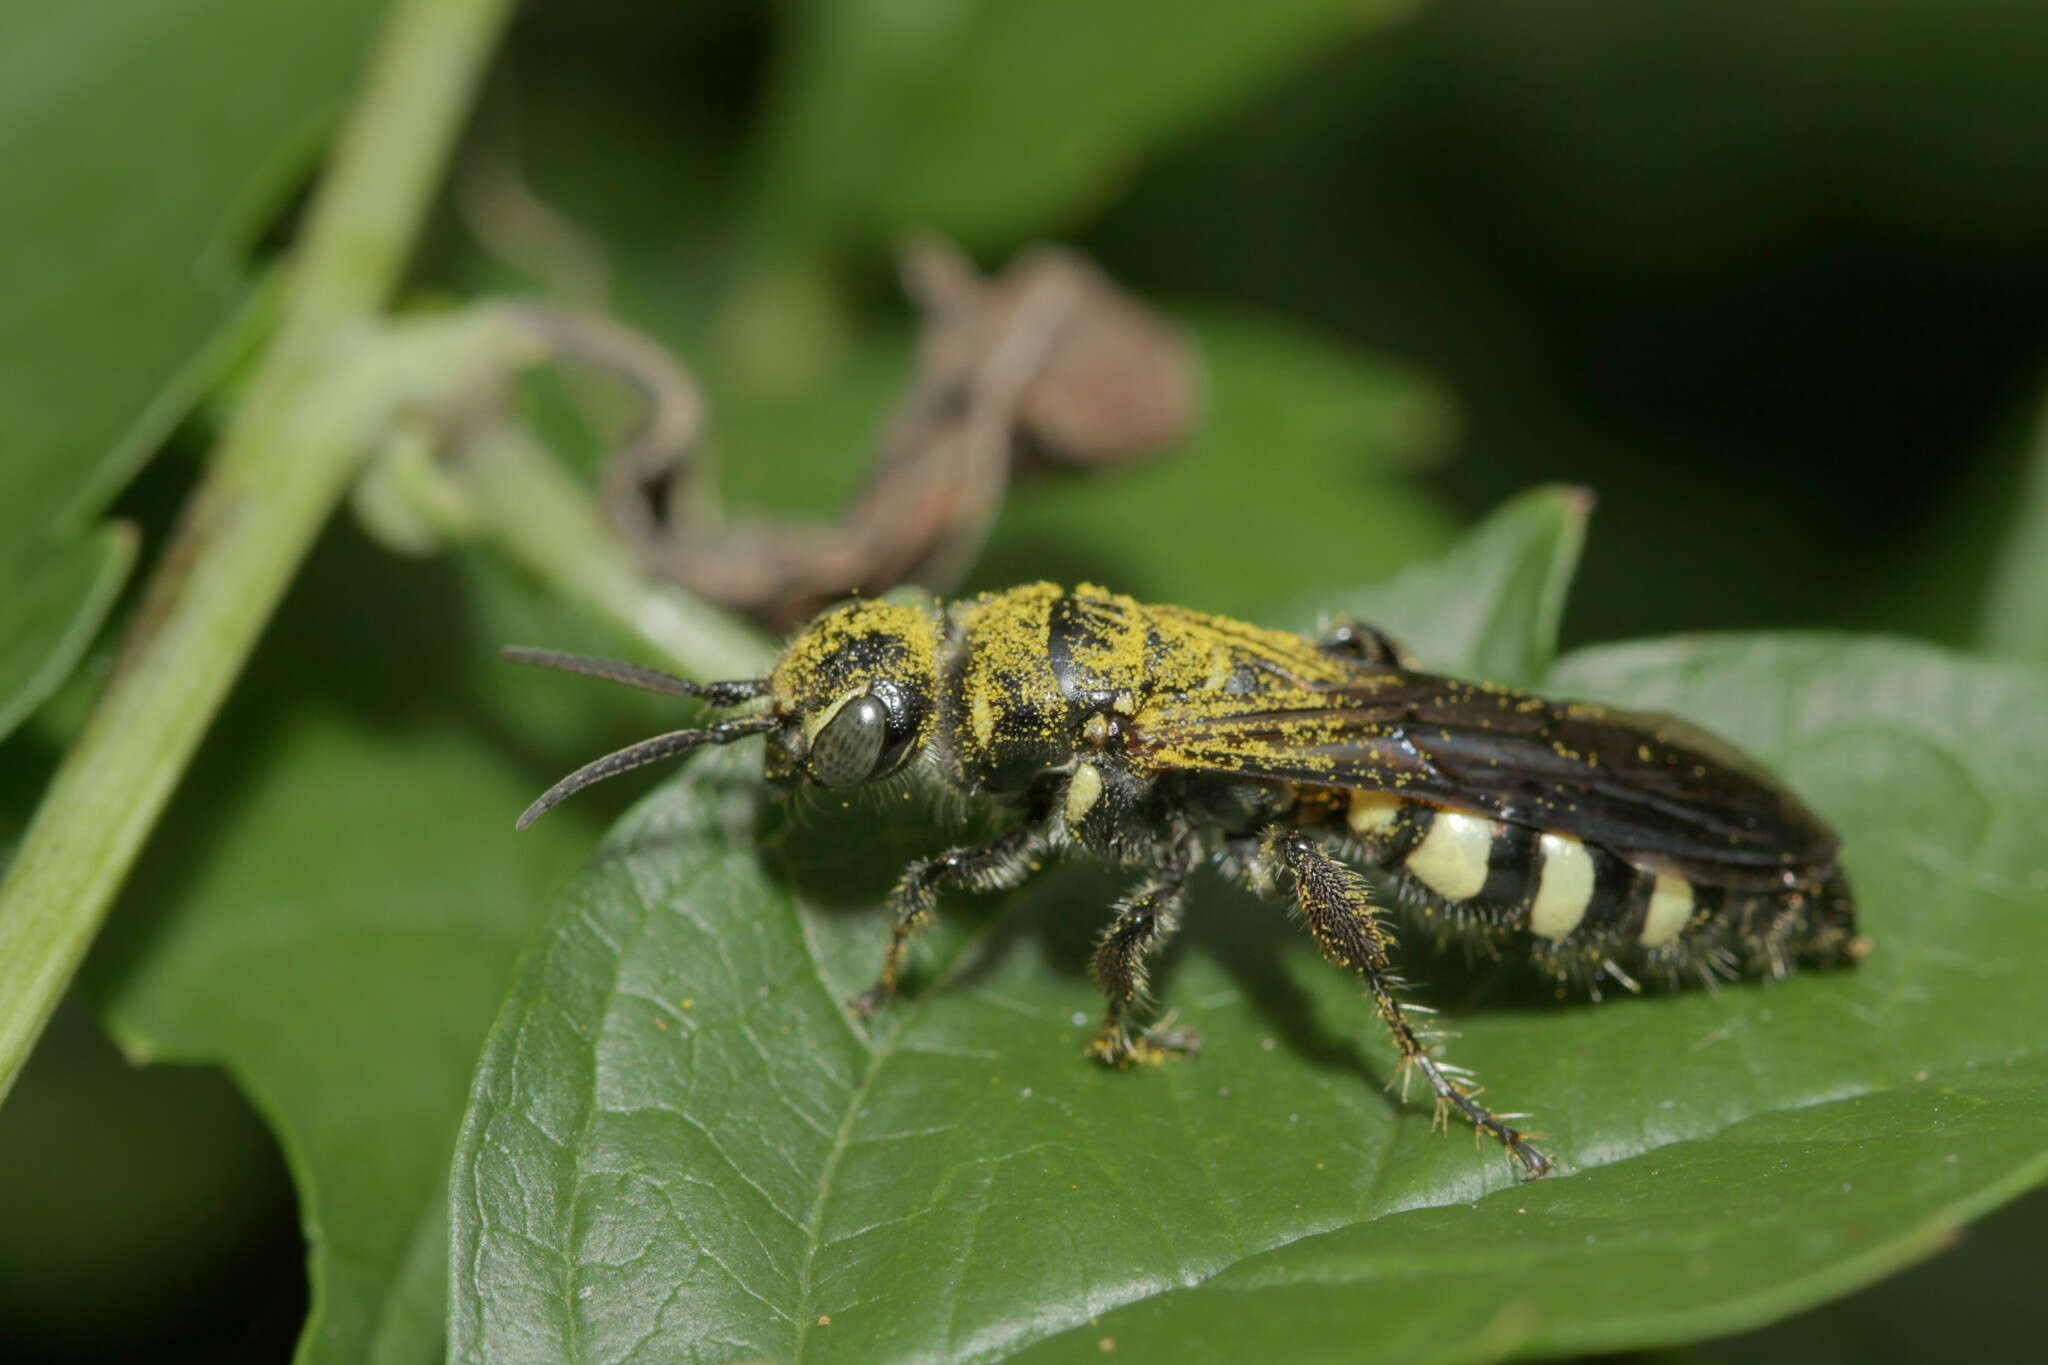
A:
[[507, 583, 1863, 1179]]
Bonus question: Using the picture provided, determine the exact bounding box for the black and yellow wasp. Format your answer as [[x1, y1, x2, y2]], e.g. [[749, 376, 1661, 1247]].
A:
[[508, 582, 1863, 1178]]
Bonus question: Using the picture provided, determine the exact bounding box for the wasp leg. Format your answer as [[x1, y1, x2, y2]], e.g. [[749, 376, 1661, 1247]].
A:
[[851, 820, 1048, 1019], [1261, 827, 1552, 1180], [1085, 854, 1197, 1067]]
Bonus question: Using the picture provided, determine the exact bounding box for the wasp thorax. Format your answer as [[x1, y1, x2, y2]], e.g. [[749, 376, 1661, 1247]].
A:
[[769, 596, 942, 789]]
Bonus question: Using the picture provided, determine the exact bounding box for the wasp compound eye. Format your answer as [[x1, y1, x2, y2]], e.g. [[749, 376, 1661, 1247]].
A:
[[811, 693, 888, 787]]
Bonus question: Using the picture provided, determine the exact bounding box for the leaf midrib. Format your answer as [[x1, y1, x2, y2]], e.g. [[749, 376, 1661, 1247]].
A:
[[784, 878, 1009, 1363]]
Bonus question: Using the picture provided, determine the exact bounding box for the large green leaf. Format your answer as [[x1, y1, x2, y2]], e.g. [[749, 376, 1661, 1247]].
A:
[[748, 0, 1411, 257], [86, 531, 698, 1365], [449, 494, 2045, 1361], [101, 713, 554, 1365]]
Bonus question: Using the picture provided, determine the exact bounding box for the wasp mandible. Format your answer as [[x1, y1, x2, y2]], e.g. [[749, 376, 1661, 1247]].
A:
[[508, 583, 1864, 1178]]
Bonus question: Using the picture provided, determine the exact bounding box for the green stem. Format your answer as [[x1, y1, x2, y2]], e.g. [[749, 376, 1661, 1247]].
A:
[[459, 423, 778, 680], [0, 0, 517, 1103]]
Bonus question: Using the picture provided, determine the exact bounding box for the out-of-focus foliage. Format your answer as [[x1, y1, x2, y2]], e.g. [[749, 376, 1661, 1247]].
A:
[[1978, 388, 2048, 664], [6, 0, 2048, 1362], [0, 0, 383, 744], [744, 0, 1413, 255]]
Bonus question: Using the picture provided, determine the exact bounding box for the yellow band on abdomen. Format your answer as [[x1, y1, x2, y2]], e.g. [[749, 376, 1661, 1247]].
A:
[[1640, 873, 1695, 946], [1406, 811, 1496, 902], [1529, 834, 1595, 940]]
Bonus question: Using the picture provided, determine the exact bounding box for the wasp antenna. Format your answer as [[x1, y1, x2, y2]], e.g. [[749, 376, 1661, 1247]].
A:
[[515, 715, 778, 829], [501, 646, 769, 706]]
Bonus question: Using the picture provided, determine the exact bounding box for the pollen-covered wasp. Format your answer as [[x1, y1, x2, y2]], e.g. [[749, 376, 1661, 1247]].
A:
[[507, 582, 1864, 1179]]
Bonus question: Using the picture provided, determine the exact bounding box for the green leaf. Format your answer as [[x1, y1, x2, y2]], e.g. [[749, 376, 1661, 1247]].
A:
[[87, 533, 690, 1365], [449, 499, 2048, 1362], [0, 525, 135, 745], [0, 0, 384, 751], [748, 0, 1413, 255], [103, 713, 549, 1365], [1281, 483, 1591, 686], [0, 0, 383, 540], [720, 0, 1426, 385]]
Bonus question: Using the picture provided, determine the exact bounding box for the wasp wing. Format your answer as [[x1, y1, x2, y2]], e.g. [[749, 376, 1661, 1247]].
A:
[[1132, 671, 1837, 872]]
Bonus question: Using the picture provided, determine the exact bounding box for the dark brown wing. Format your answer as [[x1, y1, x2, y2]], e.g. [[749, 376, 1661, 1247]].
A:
[[1133, 670, 1838, 871]]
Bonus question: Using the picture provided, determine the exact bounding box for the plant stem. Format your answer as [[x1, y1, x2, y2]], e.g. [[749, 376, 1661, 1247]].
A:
[[0, 0, 518, 1103], [460, 424, 778, 681]]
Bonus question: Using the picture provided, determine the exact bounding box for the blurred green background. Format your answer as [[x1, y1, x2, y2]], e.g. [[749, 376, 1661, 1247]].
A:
[[4, 0, 2047, 1359]]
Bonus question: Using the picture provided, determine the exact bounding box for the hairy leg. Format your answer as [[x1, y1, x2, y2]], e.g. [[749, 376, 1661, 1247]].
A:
[[851, 820, 1048, 1017], [1085, 853, 1196, 1065], [1257, 826, 1550, 1178]]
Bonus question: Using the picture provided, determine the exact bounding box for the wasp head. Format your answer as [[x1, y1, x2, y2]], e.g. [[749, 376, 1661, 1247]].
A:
[[764, 595, 942, 792], [503, 594, 943, 827]]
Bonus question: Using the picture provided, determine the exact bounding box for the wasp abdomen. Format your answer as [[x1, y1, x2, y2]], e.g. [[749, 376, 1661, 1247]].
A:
[[1327, 790, 1849, 990], [1342, 792, 1634, 944]]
